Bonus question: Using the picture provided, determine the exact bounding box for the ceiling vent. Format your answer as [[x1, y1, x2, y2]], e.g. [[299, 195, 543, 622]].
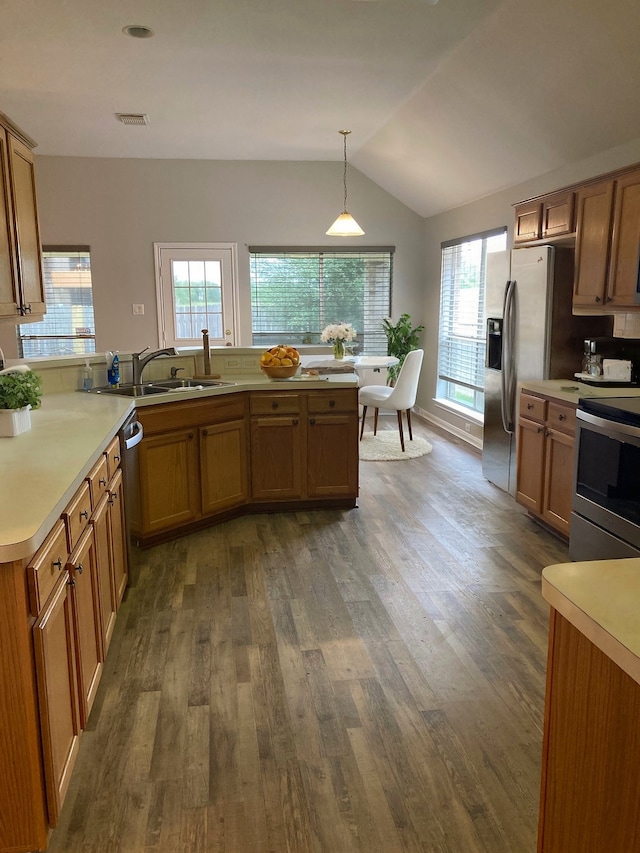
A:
[[116, 113, 149, 126]]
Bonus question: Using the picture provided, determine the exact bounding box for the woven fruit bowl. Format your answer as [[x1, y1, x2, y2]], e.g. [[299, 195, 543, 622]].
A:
[[260, 364, 298, 380]]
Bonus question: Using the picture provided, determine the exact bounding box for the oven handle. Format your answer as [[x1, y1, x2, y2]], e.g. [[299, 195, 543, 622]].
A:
[[577, 409, 640, 441]]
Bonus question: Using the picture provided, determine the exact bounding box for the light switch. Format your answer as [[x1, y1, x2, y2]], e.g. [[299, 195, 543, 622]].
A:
[[132, 304, 145, 315]]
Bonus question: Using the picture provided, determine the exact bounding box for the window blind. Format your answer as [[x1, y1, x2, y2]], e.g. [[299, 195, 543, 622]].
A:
[[18, 248, 96, 357], [249, 247, 393, 355]]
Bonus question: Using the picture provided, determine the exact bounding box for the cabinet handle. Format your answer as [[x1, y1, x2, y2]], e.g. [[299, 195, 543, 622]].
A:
[[292, 419, 299, 425], [80, 509, 89, 520], [606, 296, 613, 303], [53, 558, 63, 571], [546, 429, 551, 437], [76, 563, 83, 575], [108, 490, 118, 505], [99, 477, 107, 487], [202, 429, 208, 436], [595, 295, 601, 303], [21, 303, 32, 315], [188, 432, 194, 440], [114, 454, 121, 463], [272, 401, 279, 409], [329, 399, 335, 408], [310, 418, 316, 425], [67, 576, 76, 588], [527, 403, 533, 410], [558, 413, 566, 421]]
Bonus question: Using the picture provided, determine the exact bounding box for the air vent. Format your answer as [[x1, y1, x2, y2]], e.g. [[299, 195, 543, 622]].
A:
[[116, 113, 149, 126]]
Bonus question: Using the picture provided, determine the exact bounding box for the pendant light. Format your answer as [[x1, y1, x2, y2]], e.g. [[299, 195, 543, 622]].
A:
[[326, 130, 364, 237]]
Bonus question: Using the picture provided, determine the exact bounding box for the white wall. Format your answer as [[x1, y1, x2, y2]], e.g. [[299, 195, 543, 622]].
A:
[[0, 157, 425, 358]]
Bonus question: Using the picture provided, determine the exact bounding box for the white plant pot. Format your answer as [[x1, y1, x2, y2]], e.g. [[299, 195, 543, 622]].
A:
[[0, 405, 32, 437]]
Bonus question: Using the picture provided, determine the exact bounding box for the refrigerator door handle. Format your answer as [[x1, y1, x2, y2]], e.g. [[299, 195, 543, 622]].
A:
[[501, 280, 516, 434]]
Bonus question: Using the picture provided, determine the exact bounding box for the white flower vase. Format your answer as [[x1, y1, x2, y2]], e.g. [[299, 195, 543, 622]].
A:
[[333, 340, 345, 360], [0, 405, 32, 437]]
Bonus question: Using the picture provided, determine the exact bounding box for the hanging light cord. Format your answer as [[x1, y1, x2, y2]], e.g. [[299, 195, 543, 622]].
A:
[[341, 131, 349, 213]]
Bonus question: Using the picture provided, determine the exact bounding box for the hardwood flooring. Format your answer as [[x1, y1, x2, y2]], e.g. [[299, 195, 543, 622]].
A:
[[48, 418, 569, 853]]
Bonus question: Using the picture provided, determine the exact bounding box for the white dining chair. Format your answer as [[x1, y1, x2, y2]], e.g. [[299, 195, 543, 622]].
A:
[[358, 349, 424, 451]]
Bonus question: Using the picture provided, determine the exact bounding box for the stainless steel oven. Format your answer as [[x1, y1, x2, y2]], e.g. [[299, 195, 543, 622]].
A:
[[571, 396, 640, 560]]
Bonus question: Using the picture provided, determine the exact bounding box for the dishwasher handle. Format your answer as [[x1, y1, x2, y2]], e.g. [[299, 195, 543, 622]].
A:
[[124, 420, 144, 450]]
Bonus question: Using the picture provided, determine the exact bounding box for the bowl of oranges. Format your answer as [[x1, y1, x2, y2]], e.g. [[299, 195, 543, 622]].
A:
[[260, 345, 300, 379]]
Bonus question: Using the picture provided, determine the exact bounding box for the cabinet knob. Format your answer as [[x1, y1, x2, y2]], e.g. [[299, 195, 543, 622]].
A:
[[53, 558, 63, 571], [114, 454, 121, 463], [292, 419, 299, 425], [329, 399, 335, 408], [99, 477, 107, 487], [537, 426, 543, 433], [202, 429, 208, 436], [272, 401, 279, 409], [67, 576, 76, 588], [558, 413, 566, 421], [108, 490, 118, 505], [188, 432, 194, 440], [310, 418, 316, 426], [80, 509, 89, 520], [76, 563, 84, 575], [527, 403, 533, 410], [595, 295, 601, 303]]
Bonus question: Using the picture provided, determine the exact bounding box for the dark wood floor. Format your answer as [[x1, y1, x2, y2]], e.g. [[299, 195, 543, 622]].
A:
[[48, 418, 569, 853]]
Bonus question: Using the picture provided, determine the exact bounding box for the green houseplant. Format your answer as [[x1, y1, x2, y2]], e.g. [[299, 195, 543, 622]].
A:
[[0, 369, 43, 436], [382, 313, 425, 384]]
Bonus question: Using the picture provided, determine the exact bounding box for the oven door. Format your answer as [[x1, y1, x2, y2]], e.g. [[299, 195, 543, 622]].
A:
[[571, 410, 640, 560]]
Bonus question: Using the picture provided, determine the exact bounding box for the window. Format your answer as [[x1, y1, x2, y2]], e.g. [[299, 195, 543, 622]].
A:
[[154, 243, 238, 348], [18, 248, 95, 357], [249, 247, 393, 355], [437, 229, 507, 415]]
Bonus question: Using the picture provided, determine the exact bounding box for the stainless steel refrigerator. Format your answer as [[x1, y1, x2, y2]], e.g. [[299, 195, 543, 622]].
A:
[[482, 245, 612, 495]]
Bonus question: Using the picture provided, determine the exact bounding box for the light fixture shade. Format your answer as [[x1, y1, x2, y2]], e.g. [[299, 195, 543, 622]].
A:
[[326, 212, 365, 237]]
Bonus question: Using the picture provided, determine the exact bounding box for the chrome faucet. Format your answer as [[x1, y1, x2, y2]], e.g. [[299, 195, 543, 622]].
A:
[[132, 346, 178, 385]]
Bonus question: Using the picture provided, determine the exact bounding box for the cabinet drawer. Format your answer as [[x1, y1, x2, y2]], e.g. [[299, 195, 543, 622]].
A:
[[307, 389, 357, 414], [27, 519, 69, 615], [62, 481, 92, 553], [250, 393, 300, 415], [138, 395, 246, 434], [547, 402, 576, 435], [86, 454, 109, 509], [105, 435, 122, 479], [520, 393, 547, 422]]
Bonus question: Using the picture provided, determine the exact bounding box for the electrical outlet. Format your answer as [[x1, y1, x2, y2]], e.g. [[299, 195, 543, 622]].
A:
[[132, 304, 145, 315], [464, 422, 471, 433], [224, 357, 241, 369]]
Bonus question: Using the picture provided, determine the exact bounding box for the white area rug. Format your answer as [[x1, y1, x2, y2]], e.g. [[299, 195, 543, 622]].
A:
[[359, 431, 433, 461]]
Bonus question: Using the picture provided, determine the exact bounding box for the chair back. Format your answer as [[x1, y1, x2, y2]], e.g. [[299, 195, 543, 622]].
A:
[[387, 349, 424, 409]]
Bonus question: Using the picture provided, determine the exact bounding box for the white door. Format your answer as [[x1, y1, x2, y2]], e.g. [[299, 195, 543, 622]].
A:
[[155, 243, 238, 348]]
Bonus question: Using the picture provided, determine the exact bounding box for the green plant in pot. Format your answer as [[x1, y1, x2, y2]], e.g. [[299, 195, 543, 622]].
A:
[[382, 313, 425, 385], [0, 369, 43, 436]]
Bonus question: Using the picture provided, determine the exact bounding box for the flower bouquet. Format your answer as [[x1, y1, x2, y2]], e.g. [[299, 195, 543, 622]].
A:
[[320, 323, 357, 360]]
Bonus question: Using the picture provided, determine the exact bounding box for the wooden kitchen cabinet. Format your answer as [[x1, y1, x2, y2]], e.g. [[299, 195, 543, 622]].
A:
[[137, 428, 200, 534], [250, 393, 303, 501], [307, 391, 359, 498], [607, 167, 640, 307], [514, 199, 543, 243], [0, 113, 45, 320], [573, 180, 614, 309], [92, 492, 117, 653], [538, 609, 640, 852], [200, 418, 248, 514], [541, 190, 575, 239], [516, 392, 575, 537], [108, 468, 128, 607]]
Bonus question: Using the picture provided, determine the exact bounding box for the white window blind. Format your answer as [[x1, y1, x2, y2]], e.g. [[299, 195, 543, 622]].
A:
[[437, 229, 506, 413], [18, 247, 95, 357], [249, 247, 393, 355]]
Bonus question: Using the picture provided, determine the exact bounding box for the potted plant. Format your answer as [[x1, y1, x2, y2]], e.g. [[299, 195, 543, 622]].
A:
[[382, 313, 425, 384], [0, 368, 43, 436]]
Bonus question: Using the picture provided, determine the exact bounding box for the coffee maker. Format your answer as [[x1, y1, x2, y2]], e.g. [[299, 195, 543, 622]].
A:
[[582, 339, 602, 377]]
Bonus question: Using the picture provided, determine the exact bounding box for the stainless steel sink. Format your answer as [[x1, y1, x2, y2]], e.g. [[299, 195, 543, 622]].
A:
[[86, 383, 168, 397], [151, 378, 235, 389]]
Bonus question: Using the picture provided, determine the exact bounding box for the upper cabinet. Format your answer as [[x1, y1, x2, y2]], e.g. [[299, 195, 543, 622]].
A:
[[573, 168, 640, 310], [514, 191, 575, 244], [0, 112, 45, 320]]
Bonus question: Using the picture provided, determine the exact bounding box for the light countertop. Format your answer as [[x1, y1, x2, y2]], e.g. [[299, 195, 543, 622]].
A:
[[519, 378, 640, 406], [0, 373, 358, 562], [542, 560, 640, 685]]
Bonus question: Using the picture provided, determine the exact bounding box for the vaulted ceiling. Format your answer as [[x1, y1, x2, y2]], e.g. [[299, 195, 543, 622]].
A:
[[2, 0, 639, 217]]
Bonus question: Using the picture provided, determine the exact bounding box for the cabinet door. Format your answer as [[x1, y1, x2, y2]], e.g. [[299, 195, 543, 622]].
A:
[[573, 181, 614, 308], [7, 134, 45, 316], [516, 417, 545, 514], [542, 191, 575, 238], [108, 468, 129, 607], [542, 428, 574, 537], [0, 126, 19, 317], [606, 168, 640, 308], [200, 418, 248, 514], [250, 415, 303, 501], [68, 526, 103, 727], [33, 573, 81, 827], [138, 428, 200, 534], [91, 493, 117, 654], [514, 200, 542, 243], [307, 413, 358, 498]]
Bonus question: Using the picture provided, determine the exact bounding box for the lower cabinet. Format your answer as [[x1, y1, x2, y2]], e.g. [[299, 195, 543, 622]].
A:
[[0, 429, 130, 849], [516, 392, 576, 537], [137, 428, 200, 534], [200, 418, 249, 513]]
